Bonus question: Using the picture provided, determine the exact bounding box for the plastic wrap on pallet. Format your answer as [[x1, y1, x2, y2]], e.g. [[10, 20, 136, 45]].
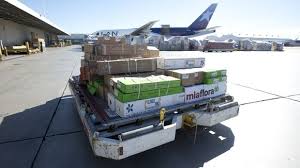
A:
[[239, 39, 254, 51], [146, 36, 162, 48], [203, 41, 235, 51], [253, 41, 272, 51]]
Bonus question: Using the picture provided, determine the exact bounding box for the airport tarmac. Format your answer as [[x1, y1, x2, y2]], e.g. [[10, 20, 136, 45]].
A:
[[0, 46, 300, 168]]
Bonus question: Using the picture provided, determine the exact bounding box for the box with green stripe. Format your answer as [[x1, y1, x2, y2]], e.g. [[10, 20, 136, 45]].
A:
[[114, 86, 183, 103], [116, 75, 181, 93], [203, 76, 227, 84], [203, 69, 227, 79]]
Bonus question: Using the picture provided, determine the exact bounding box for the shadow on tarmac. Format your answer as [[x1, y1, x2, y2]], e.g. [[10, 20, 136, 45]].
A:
[[0, 96, 235, 168], [0, 98, 61, 143]]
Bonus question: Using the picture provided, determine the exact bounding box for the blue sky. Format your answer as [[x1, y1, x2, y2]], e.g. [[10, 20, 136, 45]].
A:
[[20, 0, 299, 38]]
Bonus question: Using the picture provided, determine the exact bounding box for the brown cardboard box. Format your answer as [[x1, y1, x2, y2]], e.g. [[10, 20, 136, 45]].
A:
[[84, 44, 95, 54], [96, 58, 157, 75], [101, 44, 132, 56], [97, 37, 127, 45], [99, 55, 141, 61], [166, 68, 204, 86], [81, 59, 88, 67], [85, 50, 140, 61], [131, 45, 148, 56], [84, 53, 97, 61], [80, 67, 89, 81], [143, 46, 159, 58]]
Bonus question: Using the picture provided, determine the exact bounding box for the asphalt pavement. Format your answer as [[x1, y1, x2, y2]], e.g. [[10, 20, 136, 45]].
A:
[[0, 46, 300, 168]]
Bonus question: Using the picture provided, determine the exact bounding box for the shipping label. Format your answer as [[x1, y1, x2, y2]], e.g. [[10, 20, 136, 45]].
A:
[[182, 74, 189, 79], [145, 98, 160, 110]]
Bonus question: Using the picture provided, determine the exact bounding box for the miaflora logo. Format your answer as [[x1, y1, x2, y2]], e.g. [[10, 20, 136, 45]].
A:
[[126, 104, 134, 113], [186, 86, 219, 101]]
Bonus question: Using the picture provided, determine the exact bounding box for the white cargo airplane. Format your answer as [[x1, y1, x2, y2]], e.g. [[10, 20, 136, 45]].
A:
[[89, 3, 219, 39], [88, 20, 158, 40]]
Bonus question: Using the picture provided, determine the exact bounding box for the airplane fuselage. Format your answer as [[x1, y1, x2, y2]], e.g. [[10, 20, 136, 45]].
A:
[[93, 27, 198, 37], [91, 3, 218, 38], [150, 27, 196, 36]]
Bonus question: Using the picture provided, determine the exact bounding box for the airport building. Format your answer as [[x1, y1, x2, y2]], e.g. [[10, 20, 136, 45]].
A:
[[0, 0, 68, 47], [58, 34, 87, 44]]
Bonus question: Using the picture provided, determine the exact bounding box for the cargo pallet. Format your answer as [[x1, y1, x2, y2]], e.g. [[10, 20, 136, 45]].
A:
[[69, 76, 239, 160]]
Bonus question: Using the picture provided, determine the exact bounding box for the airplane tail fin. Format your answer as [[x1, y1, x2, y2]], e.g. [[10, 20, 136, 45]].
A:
[[188, 3, 217, 31]]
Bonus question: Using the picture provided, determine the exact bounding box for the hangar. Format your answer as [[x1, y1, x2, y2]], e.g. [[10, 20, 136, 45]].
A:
[[0, 0, 68, 47]]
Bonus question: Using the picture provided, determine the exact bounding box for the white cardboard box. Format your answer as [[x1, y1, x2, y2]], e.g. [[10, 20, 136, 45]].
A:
[[185, 82, 227, 103], [161, 93, 185, 107], [157, 56, 205, 70], [115, 97, 160, 118], [115, 93, 185, 118]]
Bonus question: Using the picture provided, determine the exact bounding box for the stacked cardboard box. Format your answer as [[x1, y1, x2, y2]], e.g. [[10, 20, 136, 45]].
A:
[[202, 69, 227, 84], [157, 56, 205, 70], [84, 37, 159, 62], [80, 36, 228, 118], [181, 68, 227, 103], [113, 75, 182, 102], [166, 68, 203, 87], [106, 75, 185, 117], [80, 36, 160, 82]]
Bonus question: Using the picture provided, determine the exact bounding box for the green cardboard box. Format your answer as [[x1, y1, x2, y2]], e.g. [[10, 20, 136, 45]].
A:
[[150, 76, 181, 88], [116, 77, 155, 93], [114, 86, 184, 103], [87, 83, 97, 95], [115, 89, 160, 102], [116, 75, 181, 93], [203, 70, 218, 79], [160, 87, 184, 96], [203, 76, 227, 84], [203, 69, 227, 79], [217, 69, 227, 77]]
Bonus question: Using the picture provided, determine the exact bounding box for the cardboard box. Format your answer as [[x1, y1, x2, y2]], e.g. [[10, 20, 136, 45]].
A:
[[203, 76, 227, 84], [116, 75, 181, 94], [115, 97, 160, 117], [114, 89, 159, 103], [97, 37, 127, 45], [161, 92, 185, 107], [143, 46, 159, 58], [166, 68, 204, 86], [101, 44, 132, 56], [114, 86, 183, 103], [84, 44, 95, 54], [157, 56, 205, 70], [96, 58, 157, 75], [104, 72, 165, 93], [115, 93, 185, 117], [81, 59, 88, 67], [185, 82, 227, 103], [203, 69, 227, 79]]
